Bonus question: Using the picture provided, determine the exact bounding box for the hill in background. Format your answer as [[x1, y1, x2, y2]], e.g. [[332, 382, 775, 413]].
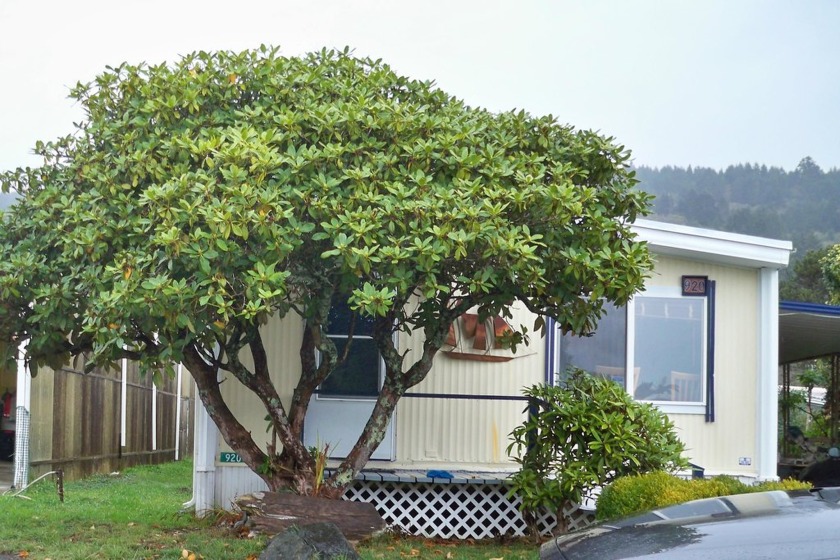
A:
[[634, 157, 839, 262]]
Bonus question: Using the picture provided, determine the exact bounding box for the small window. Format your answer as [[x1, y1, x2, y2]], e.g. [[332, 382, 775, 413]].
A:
[[319, 301, 382, 398]]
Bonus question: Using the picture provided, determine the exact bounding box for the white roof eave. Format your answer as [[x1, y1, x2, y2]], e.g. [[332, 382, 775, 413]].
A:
[[632, 219, 793, 269]]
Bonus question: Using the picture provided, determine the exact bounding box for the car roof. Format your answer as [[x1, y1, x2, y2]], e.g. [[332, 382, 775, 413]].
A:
[[542, 489, 840, 560]]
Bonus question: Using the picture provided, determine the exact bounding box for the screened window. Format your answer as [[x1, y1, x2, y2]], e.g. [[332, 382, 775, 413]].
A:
[[319, 302, 382, 398]]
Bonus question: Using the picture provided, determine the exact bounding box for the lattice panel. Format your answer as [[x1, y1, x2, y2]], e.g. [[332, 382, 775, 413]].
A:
[[343, 480, 596, 540], [561, 500, 598, 532]]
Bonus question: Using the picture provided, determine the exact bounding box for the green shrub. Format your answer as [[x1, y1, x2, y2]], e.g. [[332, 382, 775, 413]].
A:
[[597, 472, 812, 520], [507, 370, 688, 533], [754, 477, 815, 492]]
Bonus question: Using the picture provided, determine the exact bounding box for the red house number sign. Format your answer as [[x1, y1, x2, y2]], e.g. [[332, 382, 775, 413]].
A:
[[682, 275, 708, 296]]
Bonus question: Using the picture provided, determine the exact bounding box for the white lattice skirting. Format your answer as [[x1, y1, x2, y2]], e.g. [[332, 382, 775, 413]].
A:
[[342, 479, 595, 540]]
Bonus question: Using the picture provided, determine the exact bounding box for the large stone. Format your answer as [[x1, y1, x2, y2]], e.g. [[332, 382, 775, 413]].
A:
[[236, 491, 386, 541], [259, 521, 360, 560]]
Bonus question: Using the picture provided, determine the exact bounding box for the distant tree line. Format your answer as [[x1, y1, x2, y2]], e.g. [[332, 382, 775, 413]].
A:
[[635, 157, 840, 300], [635, 157, 840, 260]]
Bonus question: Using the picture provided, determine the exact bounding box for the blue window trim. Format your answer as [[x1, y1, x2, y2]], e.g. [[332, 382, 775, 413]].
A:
[[544, 317, 556, 385], [705, 280, 716, 423]]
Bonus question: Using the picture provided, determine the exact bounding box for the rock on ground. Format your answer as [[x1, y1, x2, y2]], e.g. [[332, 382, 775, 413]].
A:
[[259, 521, 361, 560]]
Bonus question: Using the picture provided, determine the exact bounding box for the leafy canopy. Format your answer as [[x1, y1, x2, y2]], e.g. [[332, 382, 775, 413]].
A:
[[0, 46, 651, 377]]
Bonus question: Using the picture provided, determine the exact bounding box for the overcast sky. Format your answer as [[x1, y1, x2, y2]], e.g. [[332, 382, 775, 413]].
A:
[[1, 0, 838, 173]]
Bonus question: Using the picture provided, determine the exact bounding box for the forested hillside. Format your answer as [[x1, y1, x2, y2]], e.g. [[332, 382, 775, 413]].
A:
[[635, 157, 840, 260]]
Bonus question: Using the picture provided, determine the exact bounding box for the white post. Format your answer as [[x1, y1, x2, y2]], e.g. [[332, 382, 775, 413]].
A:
[[120, 358, 127, 448], [175, 363, 183, 461], [151, 378, 158, 452], [13, 341, 31, 489], [185, 383, 217, 516], [757, 267, 780, 481]]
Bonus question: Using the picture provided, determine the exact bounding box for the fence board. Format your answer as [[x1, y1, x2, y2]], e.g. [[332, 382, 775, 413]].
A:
[[29, 361, 194, 481]]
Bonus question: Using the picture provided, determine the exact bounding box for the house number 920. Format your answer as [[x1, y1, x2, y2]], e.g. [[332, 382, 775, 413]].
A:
[[682, 276, 708, 296]]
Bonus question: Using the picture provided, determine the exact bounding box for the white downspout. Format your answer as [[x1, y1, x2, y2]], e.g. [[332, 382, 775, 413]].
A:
[[13, 341, 31, 489], [757, 267, 780, 481]]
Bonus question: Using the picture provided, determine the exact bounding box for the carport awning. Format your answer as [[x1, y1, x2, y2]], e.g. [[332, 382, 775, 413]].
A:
[[780, 301, 840, 364]]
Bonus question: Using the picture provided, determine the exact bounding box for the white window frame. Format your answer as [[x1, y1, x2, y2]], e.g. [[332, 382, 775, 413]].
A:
[[627, 286, 707, 416]]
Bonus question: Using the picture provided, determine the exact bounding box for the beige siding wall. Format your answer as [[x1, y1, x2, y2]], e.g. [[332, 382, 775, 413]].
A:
[[393, 303, 544, 470], [215, 463, 267, 501], [218, 256, 765, 478], [217, 313, 304, 454], [648, 255, 761, 478], [218, 305, 545, 471]]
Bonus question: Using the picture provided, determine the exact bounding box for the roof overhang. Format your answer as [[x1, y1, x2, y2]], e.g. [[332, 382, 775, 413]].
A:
[[632, 219, 793, 269], [780, 301, 840, 364]]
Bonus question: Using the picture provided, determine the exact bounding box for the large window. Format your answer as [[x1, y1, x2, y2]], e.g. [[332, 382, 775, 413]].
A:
[[319, 302, 382, 398], [558, 287, 709, 410], [632, 291, 706, 404]]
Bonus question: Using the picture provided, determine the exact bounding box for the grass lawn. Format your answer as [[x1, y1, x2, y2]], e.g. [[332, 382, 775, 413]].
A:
[[0, 460, 538, 559]]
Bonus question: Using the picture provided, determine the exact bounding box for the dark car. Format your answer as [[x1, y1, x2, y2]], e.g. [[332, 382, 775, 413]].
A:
[[540, 488, 840, 559]]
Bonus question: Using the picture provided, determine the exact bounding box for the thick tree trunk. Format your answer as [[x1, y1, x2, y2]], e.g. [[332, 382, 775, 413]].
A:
[[182, 303, 459, 500], [181, 345, 272, 482], [320, 318, 451, 496], [320, 380, 404, 497], [182, 343, 315, 493]]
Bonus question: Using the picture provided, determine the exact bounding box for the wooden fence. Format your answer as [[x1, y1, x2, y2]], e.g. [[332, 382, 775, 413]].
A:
[[28, 356, 194, 481]]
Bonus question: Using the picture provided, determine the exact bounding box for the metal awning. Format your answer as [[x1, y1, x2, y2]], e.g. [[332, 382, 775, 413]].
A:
[[780, 301, 840, 364]]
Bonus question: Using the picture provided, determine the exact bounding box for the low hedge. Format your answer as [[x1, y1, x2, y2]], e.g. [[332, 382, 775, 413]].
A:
[[596, 471, 811, 521]]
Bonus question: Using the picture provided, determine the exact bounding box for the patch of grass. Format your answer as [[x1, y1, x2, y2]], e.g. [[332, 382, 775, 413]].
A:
[[0, 460, 265, 559], [0, 461, 538, 559], [358, 533, 538, 559]]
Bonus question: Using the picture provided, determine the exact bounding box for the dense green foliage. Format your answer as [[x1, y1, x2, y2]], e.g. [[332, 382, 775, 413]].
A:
[[596, 471, 812, 521], [822, 244, 840, 305], [780, 359, 833, 447], [0, 46, 652, 494], [780, 247, 833, 303], [507, 370, 687, 531]]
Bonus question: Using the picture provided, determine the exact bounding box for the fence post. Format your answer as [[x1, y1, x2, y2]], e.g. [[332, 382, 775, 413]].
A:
[[56, 469, 64, 502]]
